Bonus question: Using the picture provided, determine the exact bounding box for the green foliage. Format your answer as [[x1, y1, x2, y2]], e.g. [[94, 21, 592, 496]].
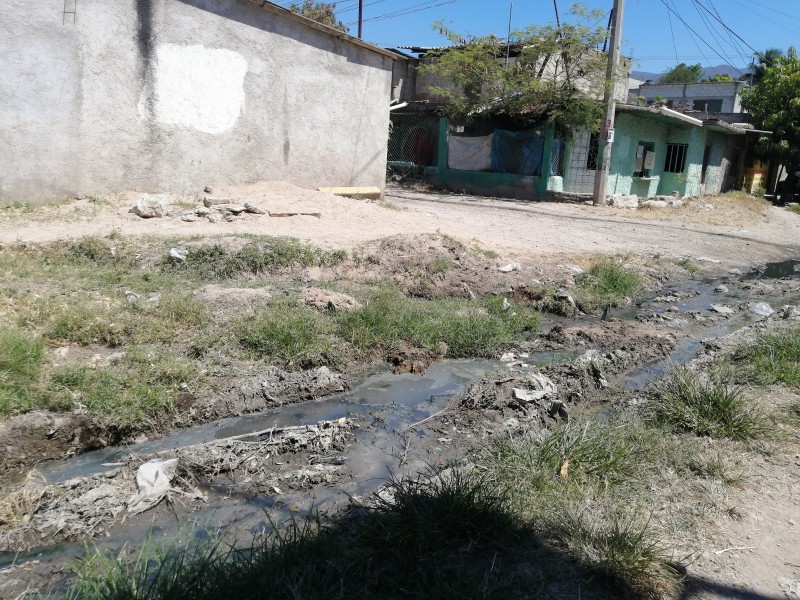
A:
[[575, 261, 643, 311], [705, 73, 734, 82], [170, 240, 346, 280], [656, 63, 703, 84], [418, 5, 609, 130], [649, 367, 771, 439], [0, 330, 44, 415], [289, 0, 348, 33], [47, 350, 199, 433], [750, 48, 786, 85], [741, 48, 800, 179], [732, 327, 800, 387]]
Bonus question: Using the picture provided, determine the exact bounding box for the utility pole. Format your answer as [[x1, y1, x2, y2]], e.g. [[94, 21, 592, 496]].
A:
[[592, 0, 625, 206], [358, 0, 363, 39]]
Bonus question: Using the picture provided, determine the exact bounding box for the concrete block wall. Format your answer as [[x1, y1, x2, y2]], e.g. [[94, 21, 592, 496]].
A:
[[0, 0, 394, 203]]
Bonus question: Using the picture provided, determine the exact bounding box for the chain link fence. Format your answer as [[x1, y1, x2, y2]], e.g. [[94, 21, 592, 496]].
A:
[[387, 113, 440, 174]]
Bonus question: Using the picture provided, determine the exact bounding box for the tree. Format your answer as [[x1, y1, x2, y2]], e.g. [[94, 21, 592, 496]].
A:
[[657, 63, 703, 84], [289, 1, 348, 33], [706, 74, 734, 82], [749, 48, 785, 85], [742, 48, 800, 201], [417, 5, 610, 132]]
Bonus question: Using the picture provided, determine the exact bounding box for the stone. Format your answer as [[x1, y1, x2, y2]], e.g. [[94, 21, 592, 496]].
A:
[[207, 211, 221, 223], [302, 288, 362, 311], [729, 268, 743, 276], [181, 214, 199, 222], [244, 203, 266, 215], [780, 305, 800, 319], [498, 262, 521, 273], [217, 204, 247, 214], [667, 198, 683, 208], [130, 194, 168, 218], [714, 285, 729, 293], [203, 196, 233, 207], [640, 200, 668, 209], [710, 304, 735, 315], [611, 194, 638, 209]]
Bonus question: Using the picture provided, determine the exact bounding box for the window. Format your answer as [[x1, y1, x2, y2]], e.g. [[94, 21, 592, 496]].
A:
[[692, 99, 723, 112], [633, 141, 655, 177], [586, 132, 599, 171], [664, 143, 688, 173]]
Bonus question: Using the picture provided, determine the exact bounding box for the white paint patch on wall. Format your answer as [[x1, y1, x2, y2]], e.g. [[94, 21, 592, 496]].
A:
[[149, 44, 248, 135]]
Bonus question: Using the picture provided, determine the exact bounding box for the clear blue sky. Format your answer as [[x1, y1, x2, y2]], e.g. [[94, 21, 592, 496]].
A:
[[276, 0, 800, 74]]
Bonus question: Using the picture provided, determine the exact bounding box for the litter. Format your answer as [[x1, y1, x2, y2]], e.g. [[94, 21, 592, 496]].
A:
[[127, 458, 179, 515], [169, 248, 188, 262]]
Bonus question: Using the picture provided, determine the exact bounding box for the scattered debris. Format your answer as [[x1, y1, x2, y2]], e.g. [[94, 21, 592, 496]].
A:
[[269, 211, 322, 219], [169, 247, 188, 262], [127, 458, 179, 515], [749, 302, 774, 316], [611, 194, 638, 209]]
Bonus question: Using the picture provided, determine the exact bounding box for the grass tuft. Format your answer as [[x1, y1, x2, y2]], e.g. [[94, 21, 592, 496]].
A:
[[731, 327, 800, 388], [575, 261, 643, 311], [0, 329, 44, 415], [649, 367, 770, 439]]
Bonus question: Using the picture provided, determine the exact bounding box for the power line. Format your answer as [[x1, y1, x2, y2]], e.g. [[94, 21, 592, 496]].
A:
[[665, 6, 678, 65], [691, 0, 762, 59], [345, 0, 462, 26]]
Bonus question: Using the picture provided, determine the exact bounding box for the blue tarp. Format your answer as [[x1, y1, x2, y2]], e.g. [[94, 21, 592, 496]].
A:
[[491, 129, 544, 176]]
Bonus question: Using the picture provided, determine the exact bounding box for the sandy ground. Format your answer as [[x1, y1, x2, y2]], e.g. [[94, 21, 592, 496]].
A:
[[1, 182, 798, 270]]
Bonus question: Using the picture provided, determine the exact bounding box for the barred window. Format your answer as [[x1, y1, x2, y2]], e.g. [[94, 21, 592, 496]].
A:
[[586, 132, 599, 171], [664, 143, 688, 173]]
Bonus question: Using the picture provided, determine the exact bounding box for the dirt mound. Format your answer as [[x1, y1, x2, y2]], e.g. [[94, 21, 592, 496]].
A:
[[0, 412, 110, 476], [354, 233, 529, 299]]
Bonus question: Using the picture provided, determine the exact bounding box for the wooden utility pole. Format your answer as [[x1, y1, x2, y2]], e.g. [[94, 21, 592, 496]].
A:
[[358, 0, 363, 39], [592, 0, 625, 206]]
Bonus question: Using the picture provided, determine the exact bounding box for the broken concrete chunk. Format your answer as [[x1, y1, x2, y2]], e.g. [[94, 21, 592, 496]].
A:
[[203, 196, 233, 207], [244, 203, 266, 215], [130, 194, 169, 218], [611, 194, 638, 209], [640, 200, 668, 209]]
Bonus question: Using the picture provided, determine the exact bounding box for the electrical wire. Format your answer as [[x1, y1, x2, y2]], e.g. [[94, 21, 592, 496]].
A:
[[344, 0, 462, 26], [665, 6, 679, 65]]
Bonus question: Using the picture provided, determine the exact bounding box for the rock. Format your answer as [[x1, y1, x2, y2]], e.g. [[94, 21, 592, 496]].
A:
[[695, 256, 721, 264], [611, 194, 638, 209], [780, 305, 800, 319], [216, 204, 247, 214], [124, 291, 140, 303], [548, 399, 569, 420], [750, 302, 774, 316], [388, 347, 442, 374], [196, 206, 210, 216], [500, 352, 517, 362], [181, 214, 199, 222], [667, 306, 680, 312], [729, 268, 743, 275], [207, 211, 222, 223], [130, 194, 169, 218], [710, 304, 735, 315], [714, 285, 729, 293], [700, 203, 714, 211], [303, 288, 362, 311], [203, 196, 233, 207], [640, 200, 668, 209], [498, 262, 521, 273], [667, 198, 684, 208], [244, 203, 266, 215]]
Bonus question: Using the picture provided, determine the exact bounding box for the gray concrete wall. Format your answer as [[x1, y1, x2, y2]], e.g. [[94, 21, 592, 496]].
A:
[[629, 81, 747, 113], [0, 0, 393, 203]]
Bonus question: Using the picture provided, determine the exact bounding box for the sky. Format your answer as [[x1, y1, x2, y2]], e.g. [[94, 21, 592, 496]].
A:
[[275, 0, 800, 74]]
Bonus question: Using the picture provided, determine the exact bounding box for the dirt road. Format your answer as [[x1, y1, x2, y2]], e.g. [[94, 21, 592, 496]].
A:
[[1, 182, 798, 268]]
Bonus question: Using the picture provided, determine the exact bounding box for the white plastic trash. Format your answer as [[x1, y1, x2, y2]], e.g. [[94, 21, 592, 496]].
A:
[[750, 302, 774, 316]]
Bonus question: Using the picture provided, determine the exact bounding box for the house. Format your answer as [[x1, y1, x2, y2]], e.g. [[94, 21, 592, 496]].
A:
[[561, 105, 765, 198], [0, 0, 397, 203], [629, 80, 749, 123]]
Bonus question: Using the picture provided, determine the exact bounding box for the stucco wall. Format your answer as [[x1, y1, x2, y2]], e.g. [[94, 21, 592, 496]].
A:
[[630, 82, 746, 113], [0, 0, 393, 203]]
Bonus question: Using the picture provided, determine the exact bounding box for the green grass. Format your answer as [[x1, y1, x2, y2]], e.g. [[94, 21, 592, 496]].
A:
[[732, 327, 800, 388], [574, 261, 644, 312], [168, 240, 347, 280], [649, 367, 771, 440], [234, 287, 539, 367], [47, 350, 199, 434], [63, 467, 677, 600], [0, 330, 44, 415], [676, 257, 700, 273]]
